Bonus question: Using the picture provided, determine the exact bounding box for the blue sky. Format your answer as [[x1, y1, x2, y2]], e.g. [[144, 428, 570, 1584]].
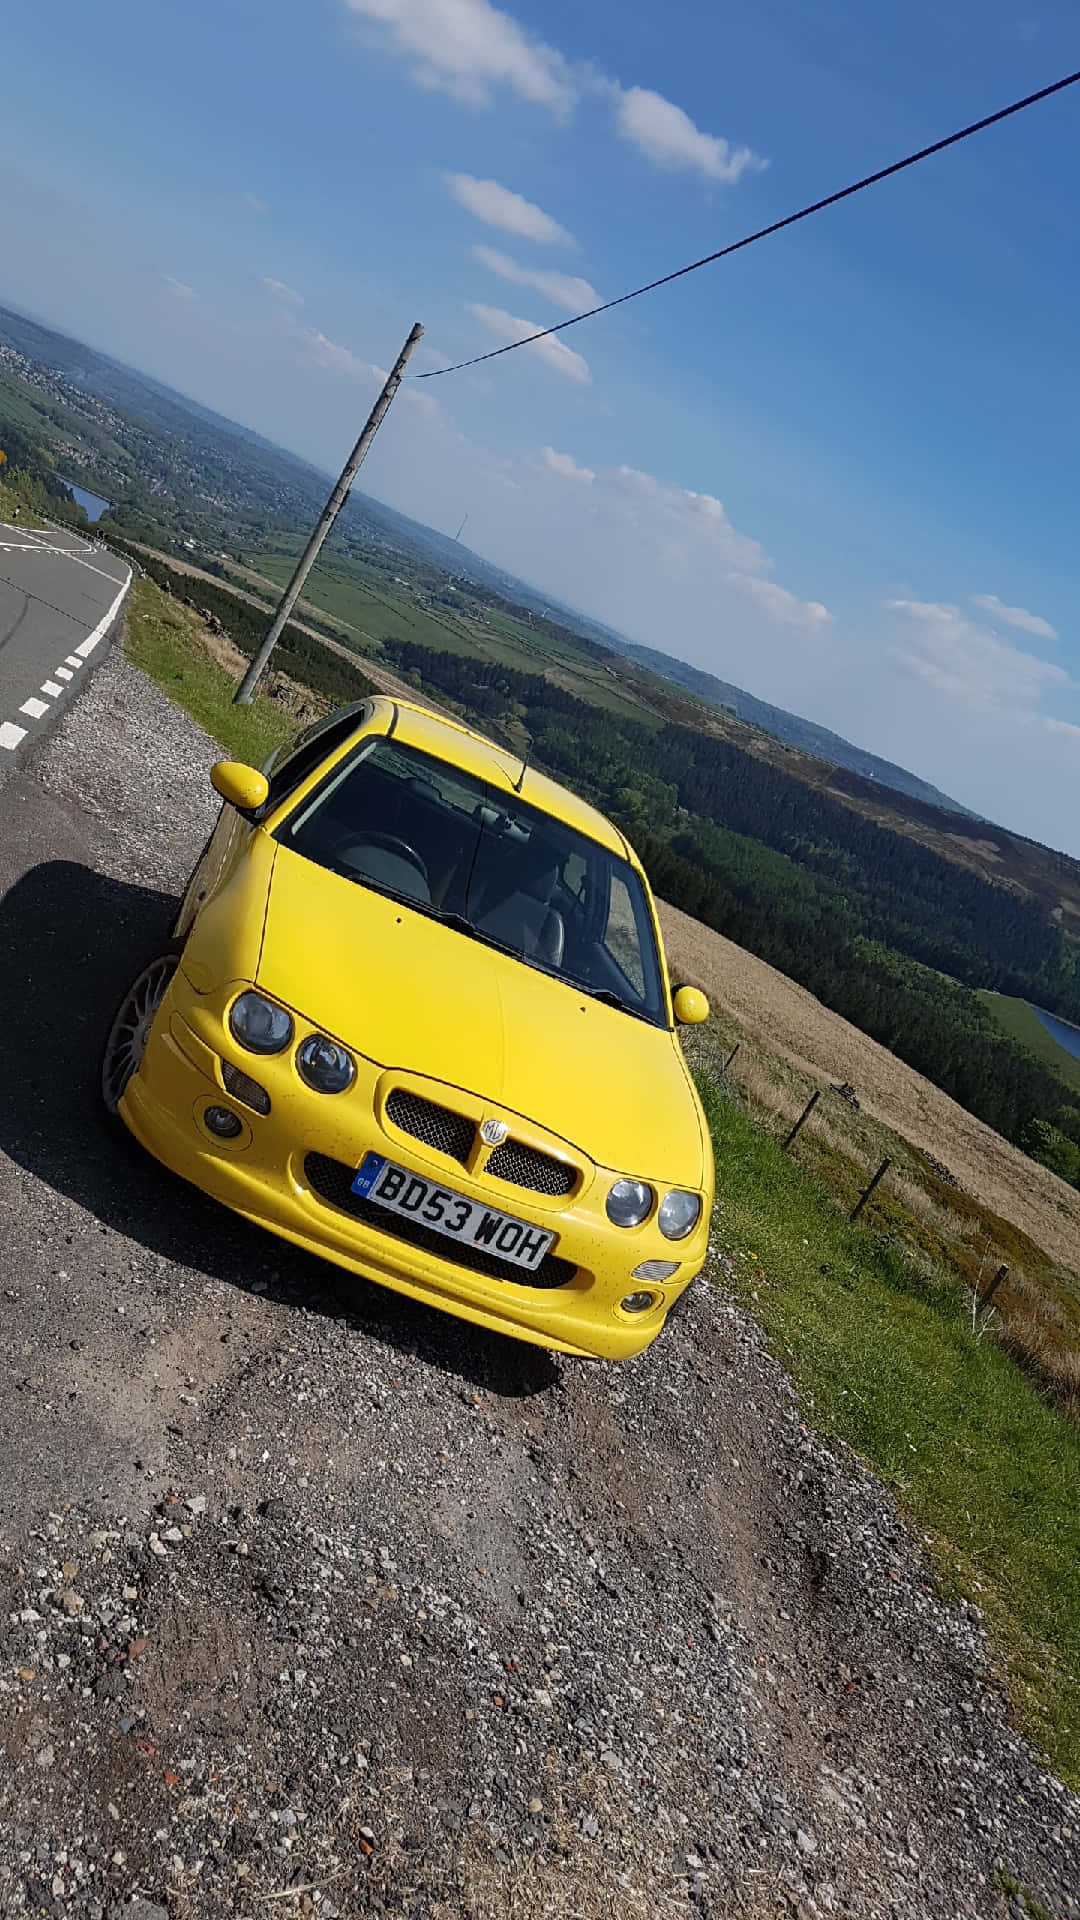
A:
[[2, 0, 1079, 850]]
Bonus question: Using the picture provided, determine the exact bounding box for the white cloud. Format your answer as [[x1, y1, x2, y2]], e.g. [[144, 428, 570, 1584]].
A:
[[1044, 717, 1080, 742], [299, 326, 380, 379], [343, 4, 767, 187], [540, 445, 595, 482], [473, 245, 597, 313], [604, 467, 768, 575], [729, 573, 832, 627], [241, 191, 269, 213], [160, 275, 196, 300], [468, 304, 590, 382], [970, 593, 1058, 641], [446, 174, 572, 244], [612, 84, 766, 183], [345, 0, 574, 110], [886, 599, 1071, 709], [263, 277, 305, 306]]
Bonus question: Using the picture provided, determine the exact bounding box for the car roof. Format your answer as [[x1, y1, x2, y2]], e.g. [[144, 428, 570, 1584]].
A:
[[366, 696, 630, 861]]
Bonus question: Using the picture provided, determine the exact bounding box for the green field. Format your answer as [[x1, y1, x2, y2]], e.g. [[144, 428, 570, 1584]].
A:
[[979, 991, 1080, 1099], [225, 541, 666, 730]]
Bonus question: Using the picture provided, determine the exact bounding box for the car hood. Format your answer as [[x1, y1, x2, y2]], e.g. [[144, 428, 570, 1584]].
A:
[[256, 847, 705, 1185]]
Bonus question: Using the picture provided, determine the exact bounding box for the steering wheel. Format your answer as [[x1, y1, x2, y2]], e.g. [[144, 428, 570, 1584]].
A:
[[336, 832, 430, 886]]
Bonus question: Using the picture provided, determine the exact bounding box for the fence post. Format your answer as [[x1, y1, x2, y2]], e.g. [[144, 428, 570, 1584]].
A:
[[850, 1157, 891, 1222], [783, 1091, 820, 1151], [979, 1264, 1009, 1314]]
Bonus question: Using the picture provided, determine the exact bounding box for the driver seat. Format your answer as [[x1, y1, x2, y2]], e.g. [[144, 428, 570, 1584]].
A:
[[477, 866, 565, 967]]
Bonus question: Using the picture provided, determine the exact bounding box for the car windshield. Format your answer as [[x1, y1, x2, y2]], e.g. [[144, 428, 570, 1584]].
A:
[[274, 734, 667, 1024]]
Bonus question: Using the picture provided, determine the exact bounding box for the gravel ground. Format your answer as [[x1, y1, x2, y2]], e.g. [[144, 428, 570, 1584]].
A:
[[0, 646, 1078, 1920]]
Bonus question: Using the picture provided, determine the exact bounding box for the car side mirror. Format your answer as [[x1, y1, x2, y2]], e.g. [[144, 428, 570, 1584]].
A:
[[210, 760, 270, 814], [673, 985, 710, 1026]]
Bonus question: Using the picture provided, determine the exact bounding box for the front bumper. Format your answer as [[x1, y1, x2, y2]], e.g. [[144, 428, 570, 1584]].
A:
[[118, 972, 709, 1361]]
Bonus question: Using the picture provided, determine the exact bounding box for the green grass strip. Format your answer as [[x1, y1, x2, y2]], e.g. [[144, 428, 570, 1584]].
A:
[[124, 576, 294, 764], [699, 1075, 1080, 1786]]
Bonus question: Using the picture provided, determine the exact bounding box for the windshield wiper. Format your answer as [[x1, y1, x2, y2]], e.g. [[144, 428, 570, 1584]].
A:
[[562, 978, 656, 1022]]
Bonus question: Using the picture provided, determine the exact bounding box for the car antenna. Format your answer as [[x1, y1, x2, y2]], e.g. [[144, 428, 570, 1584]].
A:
[[511, 740, 530, 794]]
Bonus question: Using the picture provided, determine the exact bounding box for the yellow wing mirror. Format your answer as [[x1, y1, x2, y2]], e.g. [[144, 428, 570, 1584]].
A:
[[673, 985, 710, 1026], [210, 760, 269, 813]]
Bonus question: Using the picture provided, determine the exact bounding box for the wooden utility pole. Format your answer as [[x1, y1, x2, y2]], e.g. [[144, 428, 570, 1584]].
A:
[[234, 322, 424, 705]]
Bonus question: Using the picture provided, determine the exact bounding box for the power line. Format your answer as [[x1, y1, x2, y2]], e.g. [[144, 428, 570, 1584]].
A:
[[419, 67, 1080, 380]]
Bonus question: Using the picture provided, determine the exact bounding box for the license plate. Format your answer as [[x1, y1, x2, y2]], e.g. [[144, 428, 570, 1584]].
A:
[[351, 1154, 555, 1271]]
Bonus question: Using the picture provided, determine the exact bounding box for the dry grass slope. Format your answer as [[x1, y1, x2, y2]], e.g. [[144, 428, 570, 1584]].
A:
[[659, 898, 1080, 1276]]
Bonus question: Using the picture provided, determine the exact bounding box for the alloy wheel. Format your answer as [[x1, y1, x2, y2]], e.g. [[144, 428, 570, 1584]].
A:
[[101, 954, 178, 1115]]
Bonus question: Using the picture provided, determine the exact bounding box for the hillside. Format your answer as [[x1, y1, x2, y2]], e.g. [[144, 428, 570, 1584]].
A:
[[614, 637, 971, 814]]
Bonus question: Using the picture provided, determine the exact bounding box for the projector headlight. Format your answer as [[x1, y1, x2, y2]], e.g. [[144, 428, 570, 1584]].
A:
[[296, 1032, 356, 1095], [657, 1190, 702, 1241], [606, 1179, 654, 1229], [229, 991, 293, 1055]]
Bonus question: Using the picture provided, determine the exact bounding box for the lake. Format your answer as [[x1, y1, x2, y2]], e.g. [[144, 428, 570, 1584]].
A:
[[61, 478, 112, 523], [1031, 1005, 1080, 1064]]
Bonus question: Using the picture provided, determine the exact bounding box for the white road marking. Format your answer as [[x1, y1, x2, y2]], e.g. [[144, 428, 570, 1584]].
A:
[[0, 566, 130, 757], [73, 571, 131, 658], [0, 519, 125, 585]]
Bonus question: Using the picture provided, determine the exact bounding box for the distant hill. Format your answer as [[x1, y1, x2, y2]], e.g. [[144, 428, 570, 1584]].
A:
[[608, 639, 973, 817]]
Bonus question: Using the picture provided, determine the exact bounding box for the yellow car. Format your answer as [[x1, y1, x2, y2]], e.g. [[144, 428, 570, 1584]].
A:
[[102, 697, 713, 1359]]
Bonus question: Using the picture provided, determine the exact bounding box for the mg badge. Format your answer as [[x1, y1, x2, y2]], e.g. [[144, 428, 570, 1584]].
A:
[[480, 1118, 508, 1147]]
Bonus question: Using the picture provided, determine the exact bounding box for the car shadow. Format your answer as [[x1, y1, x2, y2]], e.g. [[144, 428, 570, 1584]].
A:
[[0, 861, 560, 1400]]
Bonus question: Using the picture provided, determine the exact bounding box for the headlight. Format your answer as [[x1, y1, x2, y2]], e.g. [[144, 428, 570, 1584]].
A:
[[229, 991, 293, 1055], [606, 1178, 654, 1228], [296, 1033, 356, 1094], [658, 1190, 702, 1240]]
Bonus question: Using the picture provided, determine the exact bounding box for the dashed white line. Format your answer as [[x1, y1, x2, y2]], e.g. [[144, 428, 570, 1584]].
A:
[[0, 566, 130, 753]]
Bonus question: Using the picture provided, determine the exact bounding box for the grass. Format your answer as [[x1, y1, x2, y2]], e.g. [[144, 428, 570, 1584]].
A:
[[0, 469, 49, 529], [979, 989, 1080, 1099], [123, 575, 295, 764], [698, 1072, 1080, 1786]]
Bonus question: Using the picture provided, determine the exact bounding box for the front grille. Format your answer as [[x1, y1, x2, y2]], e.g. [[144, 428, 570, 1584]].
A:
[[304, 1154, 576, 1291], [486, 1139, 577, 1197], [385, 1088, 475, 1166]]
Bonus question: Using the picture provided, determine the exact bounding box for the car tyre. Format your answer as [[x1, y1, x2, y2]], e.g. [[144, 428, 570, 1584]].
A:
[[100, 946, 183, 1119]]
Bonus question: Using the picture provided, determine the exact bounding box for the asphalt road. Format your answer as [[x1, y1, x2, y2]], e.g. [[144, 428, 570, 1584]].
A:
[[0, 518, 130, 768]]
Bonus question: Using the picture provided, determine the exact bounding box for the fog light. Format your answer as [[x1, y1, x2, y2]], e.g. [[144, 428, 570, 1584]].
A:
[[620, 1290, 657, 1314], [632, 1260, 679, 1282], [222, 1061, 271, 1114], [204, 1105, 242, 1139]]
